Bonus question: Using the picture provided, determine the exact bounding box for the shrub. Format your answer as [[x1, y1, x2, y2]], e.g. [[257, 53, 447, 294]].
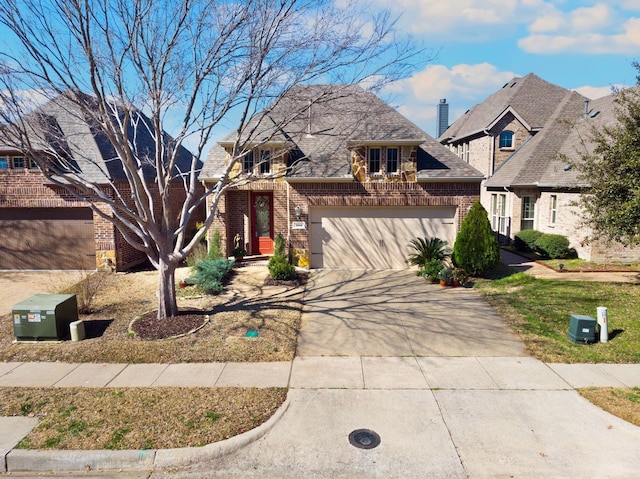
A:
[[268, 233, 296, 280], [206, 229, 223, 260], [535, 233, 570, 259], [423, 258, 444, 280], [407, 237, 451, 273], [452, 201, 500, 276], [191, 258, 234, 295], [268, 255, 296, 280], [514, 229, 543, 252], [273, 233, 286, 257], [60, 270, 108, 314]]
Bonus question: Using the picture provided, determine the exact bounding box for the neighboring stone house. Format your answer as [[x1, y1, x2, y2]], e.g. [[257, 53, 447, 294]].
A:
[[0, 93, 203, 271], [438, 73, 640, 262], [200, 84, 484, 270]]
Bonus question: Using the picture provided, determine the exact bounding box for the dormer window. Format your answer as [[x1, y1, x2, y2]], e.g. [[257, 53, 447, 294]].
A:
[[259, 149, 271, 175], [368, 147, 381, 174], [386, 147, 399, 174], [499, 131, 514, 149], [243, 150, 254, 173]]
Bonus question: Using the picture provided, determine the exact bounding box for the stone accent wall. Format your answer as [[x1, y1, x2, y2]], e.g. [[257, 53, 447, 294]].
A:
[[351, 145, 418, 183]]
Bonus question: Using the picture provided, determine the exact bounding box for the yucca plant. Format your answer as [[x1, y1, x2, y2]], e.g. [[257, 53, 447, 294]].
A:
[[407, 237, 451, 274]]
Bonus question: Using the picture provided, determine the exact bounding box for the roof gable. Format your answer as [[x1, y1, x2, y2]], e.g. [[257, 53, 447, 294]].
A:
[[439, 73, 577, 142], [202, 84, 482, 181]]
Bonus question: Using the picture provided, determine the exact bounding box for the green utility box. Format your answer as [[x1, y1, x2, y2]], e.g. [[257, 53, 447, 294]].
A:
[[567, 314, 597, 344], [12, 294, 78, 341]]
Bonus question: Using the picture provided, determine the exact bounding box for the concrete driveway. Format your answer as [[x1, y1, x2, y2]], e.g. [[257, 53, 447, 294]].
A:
[[297, 269, 526, 357]]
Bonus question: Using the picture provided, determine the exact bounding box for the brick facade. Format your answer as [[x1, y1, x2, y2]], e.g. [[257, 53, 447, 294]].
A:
[[0, 169, 204, 271], [208, 179, 479, 266]]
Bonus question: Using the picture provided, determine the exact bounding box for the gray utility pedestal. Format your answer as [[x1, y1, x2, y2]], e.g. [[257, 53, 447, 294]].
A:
[[12, 294, 78, 341], [567, 314, 597, 344]]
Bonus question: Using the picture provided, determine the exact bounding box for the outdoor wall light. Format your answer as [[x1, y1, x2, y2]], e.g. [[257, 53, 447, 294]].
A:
[[295, 205, 302, 219]]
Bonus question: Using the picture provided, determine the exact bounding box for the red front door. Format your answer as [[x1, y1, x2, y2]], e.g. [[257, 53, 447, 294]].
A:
[[250, 192, 274, 254]]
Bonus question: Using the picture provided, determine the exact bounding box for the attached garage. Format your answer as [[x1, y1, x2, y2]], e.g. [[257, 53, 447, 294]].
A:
[[310, 206, 457, 269], [0, 208, 96, 270]]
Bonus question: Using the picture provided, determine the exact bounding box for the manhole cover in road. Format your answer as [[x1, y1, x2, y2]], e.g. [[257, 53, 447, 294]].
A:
[[348, 429, 381, 449]]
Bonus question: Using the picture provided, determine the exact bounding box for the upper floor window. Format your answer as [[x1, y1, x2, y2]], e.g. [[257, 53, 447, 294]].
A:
[[12, 156, 25, 169], [499, 131, 514, 149], [0, 156, 30, 170], [242, 150, 254, 173], [368, 147, 381, 174], [259, 149, 271, 175], [386, 147, 399, 174]]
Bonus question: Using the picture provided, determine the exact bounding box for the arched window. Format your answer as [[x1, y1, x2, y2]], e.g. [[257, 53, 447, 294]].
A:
[[499, 130, 514, 149]]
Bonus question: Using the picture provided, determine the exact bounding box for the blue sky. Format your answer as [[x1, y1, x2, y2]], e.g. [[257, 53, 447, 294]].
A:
[[375, 0, 640, 137]]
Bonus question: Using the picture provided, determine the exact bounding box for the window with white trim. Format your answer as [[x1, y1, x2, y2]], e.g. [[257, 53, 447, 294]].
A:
[[243, 150, 254, 173], [521, 196, 535, 230], [499, 131, 514, 149], [259, 149, 271, 175], [550, 195, 557, 224], [368, 147, 381, 174], [386, 147, 399, 174], [491, 193, 508, 235]]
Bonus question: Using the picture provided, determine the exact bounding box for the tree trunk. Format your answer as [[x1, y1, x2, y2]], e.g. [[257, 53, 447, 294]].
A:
[[157, 257, 179, 320]]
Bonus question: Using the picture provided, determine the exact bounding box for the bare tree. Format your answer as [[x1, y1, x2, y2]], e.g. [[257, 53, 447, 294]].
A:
[[0, 0, 417, 320]]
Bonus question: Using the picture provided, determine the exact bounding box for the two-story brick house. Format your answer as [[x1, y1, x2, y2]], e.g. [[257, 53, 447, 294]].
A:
[[0, 93, 203, 271], [439, 73, 640, 262], [200, 84, 484, 269]]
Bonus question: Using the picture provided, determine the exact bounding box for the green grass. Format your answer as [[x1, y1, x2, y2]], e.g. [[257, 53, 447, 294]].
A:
[[541, 258, 640, 272], [475, 272, 640, 363]]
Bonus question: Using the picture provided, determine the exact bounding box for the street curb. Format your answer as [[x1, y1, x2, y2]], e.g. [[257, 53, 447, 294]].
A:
[[5, 397, 290, 473], [154, 396, 290, 469]]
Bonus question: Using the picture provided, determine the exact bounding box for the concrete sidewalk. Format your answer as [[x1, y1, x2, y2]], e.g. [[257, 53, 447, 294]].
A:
[[2, 356, 640, 477]]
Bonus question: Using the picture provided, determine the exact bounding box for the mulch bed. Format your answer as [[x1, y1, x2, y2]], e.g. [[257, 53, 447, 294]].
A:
[[131, 310, 208, 340], [263, 271, 309, 287]]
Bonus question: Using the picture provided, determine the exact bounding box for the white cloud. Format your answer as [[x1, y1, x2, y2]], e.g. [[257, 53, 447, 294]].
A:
[[388, 63, 517, 136], [401, 63, 516, 103], [520, 16, 640, 54], [574, 85, 622, 99]]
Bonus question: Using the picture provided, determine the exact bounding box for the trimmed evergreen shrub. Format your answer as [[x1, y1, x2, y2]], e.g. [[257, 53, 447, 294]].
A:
[[268, 255, 296, 280], [514, 229, 543, 252], [535, 233, 570, 259], [206, 228, 223, 260], [452, 201, 500, 276], [268, 233, 296, 280], [191, 258, 234, 295]]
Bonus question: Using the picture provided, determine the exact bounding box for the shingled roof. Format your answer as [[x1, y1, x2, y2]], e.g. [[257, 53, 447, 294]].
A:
[[1, 92, 196, 183], [439, 73, 573, 142], [201, 84, 483, 181], [484, 89, 622, 189]]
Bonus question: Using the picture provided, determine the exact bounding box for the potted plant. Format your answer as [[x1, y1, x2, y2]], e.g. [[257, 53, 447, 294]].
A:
[[437, 268, 453, 287], [232, 246, 247, 261], [451, 268, 468, 287], [423, 258, 443, 283]]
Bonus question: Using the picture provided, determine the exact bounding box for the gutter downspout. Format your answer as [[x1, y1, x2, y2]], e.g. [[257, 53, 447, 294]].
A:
[[286, 181, 291, 248]]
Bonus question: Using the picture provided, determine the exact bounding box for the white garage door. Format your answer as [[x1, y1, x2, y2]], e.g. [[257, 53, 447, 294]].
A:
[[310, 206, 457, 269]]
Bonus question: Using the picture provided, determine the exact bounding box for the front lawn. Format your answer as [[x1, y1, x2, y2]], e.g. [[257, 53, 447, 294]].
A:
[[475, 273, 640, 363]]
